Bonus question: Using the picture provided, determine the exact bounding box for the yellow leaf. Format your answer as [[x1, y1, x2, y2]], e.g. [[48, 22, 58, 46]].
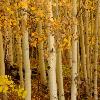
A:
[[38, 37, 43, 42], [63, 38, 68, 43], [59, 2, 63, 6], [3, 86, 8, 93], [31, 32, 37, 37], [22, 90, 27, 98], [52, 3, 56, 7], [0, 86, 2, 92], [7, 7, 14, 14], [31, 7, 36, 11], [19, 1, 27, 8], [37, 9, 44, 17], [35, 18, 39, 22]]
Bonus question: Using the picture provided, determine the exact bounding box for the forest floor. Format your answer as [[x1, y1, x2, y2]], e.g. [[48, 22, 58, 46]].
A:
[[6, 77, 100, 100], [0, 66, 100, 100]]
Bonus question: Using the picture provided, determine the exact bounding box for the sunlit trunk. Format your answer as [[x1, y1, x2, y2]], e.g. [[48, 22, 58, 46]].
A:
[[44, 0, 58, 99], [21, 0, 31, 100], [71, 0, 78, 99], [0, 27, 5, 75]]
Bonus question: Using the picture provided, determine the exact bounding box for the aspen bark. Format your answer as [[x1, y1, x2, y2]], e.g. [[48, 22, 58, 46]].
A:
[[54, 0, 65, 99], [15, 7, 24, 88], [35, 0, 47, 86], [37, 21, 47, 85], [77, 39, 80, 99], [56, 48, 65, 100], [44, 0, 58, 100], [4, 0, 13, 66], [84, 0, 90, 87], [21, 0, 31, 100], [94, 0, 100, 99], [0, 24, 7, 100], [0, 27, 5, 75], [79, 1, 89, 98], [71, 0, 78, 99], [16, 35, 24, 87]]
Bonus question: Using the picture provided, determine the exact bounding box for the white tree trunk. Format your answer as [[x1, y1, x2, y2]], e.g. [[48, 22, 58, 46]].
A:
[[48, 34, 58, 100], [71, 0, 78, 99], [0, 27, 5, 75], [22, 23, 31, 100], [21, 0, 31, 100], [44, 0, 58, 100], [56, 48, 65, 100], [0, 24, 7, 100], [54, 0, 65, 99]]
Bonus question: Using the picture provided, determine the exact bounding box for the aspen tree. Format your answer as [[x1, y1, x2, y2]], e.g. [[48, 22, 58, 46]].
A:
[[16, 35, 24, 87], [36, 0, 47, 86], [84, 0, 90, 86], [71, 0, 78, 99], [90, 6, 94, 98], [44, 0, 58, 99], [79, 1, 89, 99], [94, 0, 100, 99], [1, 4, 9, 100], [56, 49, 65, 100], [15, 6, 24, 88], [21, 0, 31, 100], [4, 0, 13, 66], [63, 0, 72, 73], [54, 0, 65, 99], [7, 26, 13, 66], [37, 21, 47, 85], [77, 39, 80, 99], [0, 23, 7, 100], [0, 26, 5, 75]]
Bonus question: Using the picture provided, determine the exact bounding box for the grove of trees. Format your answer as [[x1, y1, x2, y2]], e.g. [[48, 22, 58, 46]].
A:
[[0, 0, 100, 100]]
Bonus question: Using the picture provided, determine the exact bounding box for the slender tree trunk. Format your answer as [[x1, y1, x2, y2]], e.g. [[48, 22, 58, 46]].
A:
[[37, 21, 47, 85], [79, 1, 89, 98], [8, 29, 13, 66], [44, 0, 58, 100], [84, 0, 90, 89], [0, 27, 5, 75], [71, 0, 78, 99], [53, 0, 65, 99], [35, 0, 47, 86], [4, 0, 13, 66], [90, 8, 94, 98], [77, 39, 80, 100], [21, 0, 31, 100], [16, 35, 24, 87], [56, 48, 65, 100], [0, 24, 7, 100], [15, 6, 24, 88], [94, 0, 100, 99]]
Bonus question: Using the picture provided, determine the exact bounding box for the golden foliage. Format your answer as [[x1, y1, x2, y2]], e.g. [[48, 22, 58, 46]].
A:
[[0, 75, 26, 99]]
